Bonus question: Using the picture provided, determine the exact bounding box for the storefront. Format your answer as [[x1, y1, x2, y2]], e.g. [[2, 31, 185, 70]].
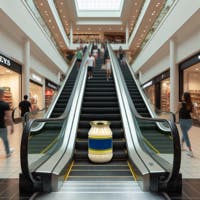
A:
[[45, 79, 59, 109], [179, 52, 200, 124], [0, 53, 22, 109], [30, 73, 44, 111], [142, 70, 170, 112]]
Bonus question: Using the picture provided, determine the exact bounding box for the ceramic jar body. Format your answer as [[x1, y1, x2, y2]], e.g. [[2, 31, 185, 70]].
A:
[[88, 121, 113, 163]]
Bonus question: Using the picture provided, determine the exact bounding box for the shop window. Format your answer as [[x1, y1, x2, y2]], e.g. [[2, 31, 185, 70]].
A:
[[183, 64, 200, 121], [161, 78, 170, 112]]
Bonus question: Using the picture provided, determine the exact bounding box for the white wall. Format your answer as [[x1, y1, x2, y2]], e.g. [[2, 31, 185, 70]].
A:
[[140, 54, 169, 83], [0, 0, 69, 75], [0, 28, 23, 63], [133, 0, 200, 84], [132, 0, 200, 78]]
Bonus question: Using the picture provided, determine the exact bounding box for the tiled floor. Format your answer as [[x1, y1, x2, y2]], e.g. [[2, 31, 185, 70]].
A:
[[0, 123, 200, 199]]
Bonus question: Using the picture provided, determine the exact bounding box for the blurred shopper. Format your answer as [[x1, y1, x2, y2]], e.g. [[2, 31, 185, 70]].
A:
[[119, 46, 124, 64], [0, 88, 14, 158], [86, 53, 95, 79], [76, 48, 83, 70], [105, 56, 112, 81], [19, 95, 31, 126], [178, 92, 193, 157]]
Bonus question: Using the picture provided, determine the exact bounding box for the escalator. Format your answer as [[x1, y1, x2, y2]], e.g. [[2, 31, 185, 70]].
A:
[[69, 56, 131, 181], [20, 47, 181, 199], [34, 55, 168, 200], [28, 62, 79, 154], [119, 62, 173, 154]]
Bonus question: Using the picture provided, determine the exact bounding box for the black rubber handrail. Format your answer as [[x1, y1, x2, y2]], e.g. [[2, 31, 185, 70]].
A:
[[20, 45, 91, 191], [12, 107, 46, 123], [108, 44, 181, 189]]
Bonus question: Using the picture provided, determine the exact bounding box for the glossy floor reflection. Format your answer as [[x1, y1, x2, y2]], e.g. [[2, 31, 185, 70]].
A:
[[0, 123, 200, 199]]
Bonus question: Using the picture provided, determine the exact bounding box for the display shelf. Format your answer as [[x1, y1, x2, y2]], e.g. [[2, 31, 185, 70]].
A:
[[2, 87, 13, 109], [189, 90, 200, 120]]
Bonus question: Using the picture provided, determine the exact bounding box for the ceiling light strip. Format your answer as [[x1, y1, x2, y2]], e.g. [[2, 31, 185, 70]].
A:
[[47, 0, 70, 47]]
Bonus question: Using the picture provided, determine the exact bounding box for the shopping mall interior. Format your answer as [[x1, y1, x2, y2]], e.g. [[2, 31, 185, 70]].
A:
[[0, 0, 200, 199]]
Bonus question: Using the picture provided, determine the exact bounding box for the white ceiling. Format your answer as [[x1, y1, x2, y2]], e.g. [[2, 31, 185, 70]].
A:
[[33, 0, 168, 57]]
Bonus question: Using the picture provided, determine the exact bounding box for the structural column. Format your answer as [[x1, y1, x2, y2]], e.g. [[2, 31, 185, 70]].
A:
[[70, 23, 73, 45], [23, 39, 30, 98], [126, 24, 129, 45], [169, 39, 179, 113]]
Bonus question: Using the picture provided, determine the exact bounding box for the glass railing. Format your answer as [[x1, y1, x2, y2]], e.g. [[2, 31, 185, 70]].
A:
[[23, 0, 65, 58], [140, 0, 176, 49]]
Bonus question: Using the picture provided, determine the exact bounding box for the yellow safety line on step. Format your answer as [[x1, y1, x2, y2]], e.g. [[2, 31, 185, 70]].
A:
[[143, 137, 160, 154], [40, 136, 58, 154], [64, 161, 74, 181], [127, 161, 137, 181]]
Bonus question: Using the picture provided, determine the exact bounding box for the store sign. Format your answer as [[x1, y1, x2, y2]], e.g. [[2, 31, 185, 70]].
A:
[[0, 53, 22, 73], [45, 79, 58, 90], [142, 81, 153, 89], [31, 73, 42, 84], [0, 55, 11, 66]]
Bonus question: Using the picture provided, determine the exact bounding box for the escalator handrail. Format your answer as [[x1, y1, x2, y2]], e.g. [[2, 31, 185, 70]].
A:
[[108, 44, 181, 188], [128, 62, 175, 130], [20, 45, 91, 188], [12, 107, 46, 123], [30, 58, 77, 132]]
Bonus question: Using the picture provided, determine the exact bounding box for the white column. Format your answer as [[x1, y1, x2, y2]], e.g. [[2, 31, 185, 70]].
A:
[[42, 79, 45, 109], [70, 24, 73, 45], [169, 39, 178, 113], [138, 71, 142, 83], [57, 71, 61, 84], [126, 24, 129, 45], [23, 39, 30, 98]]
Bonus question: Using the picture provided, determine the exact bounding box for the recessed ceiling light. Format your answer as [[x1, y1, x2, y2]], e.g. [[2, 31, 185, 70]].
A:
[[60, 2, 64, 5], [40, 2, 43, 6], [198, 55, 200, 59], [48, 19, 52, 23], [134, 2, 137, 6]]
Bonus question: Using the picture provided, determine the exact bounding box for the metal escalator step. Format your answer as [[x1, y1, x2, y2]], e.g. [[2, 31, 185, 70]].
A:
[[83, 96, 117, 101], [84, 92, 116, 96], [81, 107, 120, 114], [82, 102, 118, 107], [69, 169, 132, 177], [74, 150, 127, 160], [78, 120, 122, 128], [80, 113, 121, 120], [86, 83, 114, 88], [77, 128, 124, 139], [85, 88, 115, 92], [75, 139, 126, 150]]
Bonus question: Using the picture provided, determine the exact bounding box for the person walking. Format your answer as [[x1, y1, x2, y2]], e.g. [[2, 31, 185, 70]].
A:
[[19, 95, 32, 125], [0, 88, 14, 158], [76, 48, 83, 70], [105, 56, 112, 81], [178, 92, 193, 157], [86, 53, 95, 79]]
